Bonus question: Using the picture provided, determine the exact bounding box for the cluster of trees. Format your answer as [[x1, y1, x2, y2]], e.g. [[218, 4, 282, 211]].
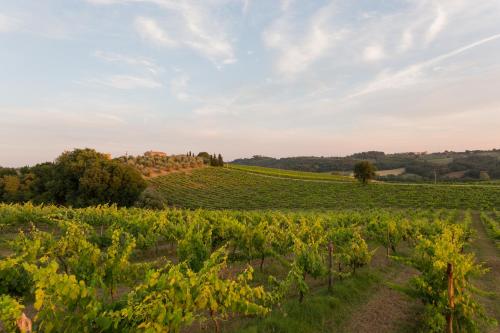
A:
[[116, 152, 203, 177], [197, 152, 224, 167], [0, 149, 146, 207], [232, 149, 500, 181]]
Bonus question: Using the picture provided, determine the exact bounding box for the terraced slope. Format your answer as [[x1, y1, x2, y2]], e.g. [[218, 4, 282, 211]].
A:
[[149, 167, 500, 210]]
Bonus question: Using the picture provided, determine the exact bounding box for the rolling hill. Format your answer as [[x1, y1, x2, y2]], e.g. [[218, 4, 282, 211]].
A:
[[148, 166, 500, 210]]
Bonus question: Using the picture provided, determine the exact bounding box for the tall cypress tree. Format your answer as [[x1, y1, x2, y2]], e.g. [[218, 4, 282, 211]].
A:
[[217, 154, 223, 167]]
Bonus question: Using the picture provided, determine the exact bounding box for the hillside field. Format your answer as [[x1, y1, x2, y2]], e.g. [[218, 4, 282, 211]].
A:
[[149, 167, 500, 210], [227, 164, 354, 182]]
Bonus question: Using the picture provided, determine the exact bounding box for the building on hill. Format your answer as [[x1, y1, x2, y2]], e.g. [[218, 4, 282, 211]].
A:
[[144, 151, 167, 157]]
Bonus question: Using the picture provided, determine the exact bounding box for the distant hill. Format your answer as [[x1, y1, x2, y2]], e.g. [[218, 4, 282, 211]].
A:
[[231, 149, 500, 181]]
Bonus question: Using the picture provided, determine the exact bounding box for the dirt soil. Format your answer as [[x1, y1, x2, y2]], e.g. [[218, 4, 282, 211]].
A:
[[343, 262, 421, 333]]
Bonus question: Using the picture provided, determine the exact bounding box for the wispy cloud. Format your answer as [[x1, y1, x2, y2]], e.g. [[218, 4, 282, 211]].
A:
[[93, 50, 163, 75], [349, 33, 500, 99], [398, 29, 414, 53], [82, 75, 163, 89], [0, 13, 21, 33], [134, 16, 177, 47], [88, 0, 237, 67], [425, 5, 447, 44], [263, 3, 345, 75], [170, 74, 190, 101], [363, 44, 385, 62], [242, 0, 251, 15]]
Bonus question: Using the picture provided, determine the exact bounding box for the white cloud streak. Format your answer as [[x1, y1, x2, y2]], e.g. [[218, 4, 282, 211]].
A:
[[349, 33, 500, 98], [134, 16, 177, 47], [87, 0, 237, 66], [93, 50, 163, 74], [425, 5, 447, 44], [0, 13, 21, 33], [83, 75, 163, 89]]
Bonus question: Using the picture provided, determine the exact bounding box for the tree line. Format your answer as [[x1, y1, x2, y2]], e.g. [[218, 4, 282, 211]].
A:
[[1, 149, 227, 208], [232, 149, 500, 181], [196, 152, 224, 167], [0, 149, 146, 207]]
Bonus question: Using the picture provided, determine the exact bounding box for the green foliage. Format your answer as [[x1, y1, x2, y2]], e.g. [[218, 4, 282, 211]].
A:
[[25, 261, 103, 333], [177, 225, 211, 272], [116, 152, 204, 177], [0, 257, 32, 296], [0, 294, 24, 332], [0, 149, 147, 207], [228, 164, 354, 182], [110, 249, 270, 333], [328, 226, 372, 273], [366, 216, 405, 256], [396, 224, 495, 332], [134, 188, 166, 209], [52, 148, 147, 207], [0, 204, 495, 333], [354, 161, 377, 184], [0, 294, 24, 333]]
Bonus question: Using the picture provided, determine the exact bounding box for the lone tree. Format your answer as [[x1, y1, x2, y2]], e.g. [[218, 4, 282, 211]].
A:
[[354, 161, 376, 184]]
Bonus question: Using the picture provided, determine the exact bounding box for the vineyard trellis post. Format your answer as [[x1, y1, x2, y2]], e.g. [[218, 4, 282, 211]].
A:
[[446, 262, 454, 333]]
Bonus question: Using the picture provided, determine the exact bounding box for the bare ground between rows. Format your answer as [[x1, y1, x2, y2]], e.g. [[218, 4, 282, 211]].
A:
[[341, 253, 421, 333], [471, 212, 500, 333]]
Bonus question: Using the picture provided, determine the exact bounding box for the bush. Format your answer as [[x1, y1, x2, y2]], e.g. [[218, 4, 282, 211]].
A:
[[134, 188, 166, 209]]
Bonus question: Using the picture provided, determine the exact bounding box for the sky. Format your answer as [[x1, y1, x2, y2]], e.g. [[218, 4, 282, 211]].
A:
[[1, 0, 500, 167]]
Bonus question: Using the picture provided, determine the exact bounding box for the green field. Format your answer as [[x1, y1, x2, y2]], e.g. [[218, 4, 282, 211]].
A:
[[227, 164, 354, 182], [149, 167, 500, 210]]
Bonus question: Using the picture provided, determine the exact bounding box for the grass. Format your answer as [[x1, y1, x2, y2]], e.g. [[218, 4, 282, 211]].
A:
[[470, 212, 500, 331], [227, 164, 354, 182], [230, 270, 383, 333], [149, 167, 500, 210]]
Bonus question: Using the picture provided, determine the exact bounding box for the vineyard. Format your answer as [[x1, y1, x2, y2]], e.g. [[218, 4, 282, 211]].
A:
[[226, 164, 354, 182], [149, 167, 500, 210], [0, 204, 498, 332]]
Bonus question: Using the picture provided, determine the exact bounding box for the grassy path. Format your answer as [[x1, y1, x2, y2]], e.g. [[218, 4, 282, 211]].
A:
[[471, 212, 500, 332], [339, 242, 421, 333], [342, 265, 420, 333]]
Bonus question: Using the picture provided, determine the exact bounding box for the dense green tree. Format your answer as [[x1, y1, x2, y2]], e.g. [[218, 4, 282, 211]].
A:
[[29, 163, 56, 203], [354, 161, 376, 184], [217, 154, 224, 167], [49, 149, 147, 207], [197, 152, 211, 164]]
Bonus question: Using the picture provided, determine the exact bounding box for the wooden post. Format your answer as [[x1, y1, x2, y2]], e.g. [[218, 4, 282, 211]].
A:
[[386, 227, 390, 258], [328, 242, 333, 291], [16, 313, 32, 333], [299, 271, 307, 303], [210, 309, 220, 333], [446, 263, 454, 333]]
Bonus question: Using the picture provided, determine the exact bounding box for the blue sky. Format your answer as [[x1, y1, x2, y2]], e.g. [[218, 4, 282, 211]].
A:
[[1, 0, 500, 166]]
